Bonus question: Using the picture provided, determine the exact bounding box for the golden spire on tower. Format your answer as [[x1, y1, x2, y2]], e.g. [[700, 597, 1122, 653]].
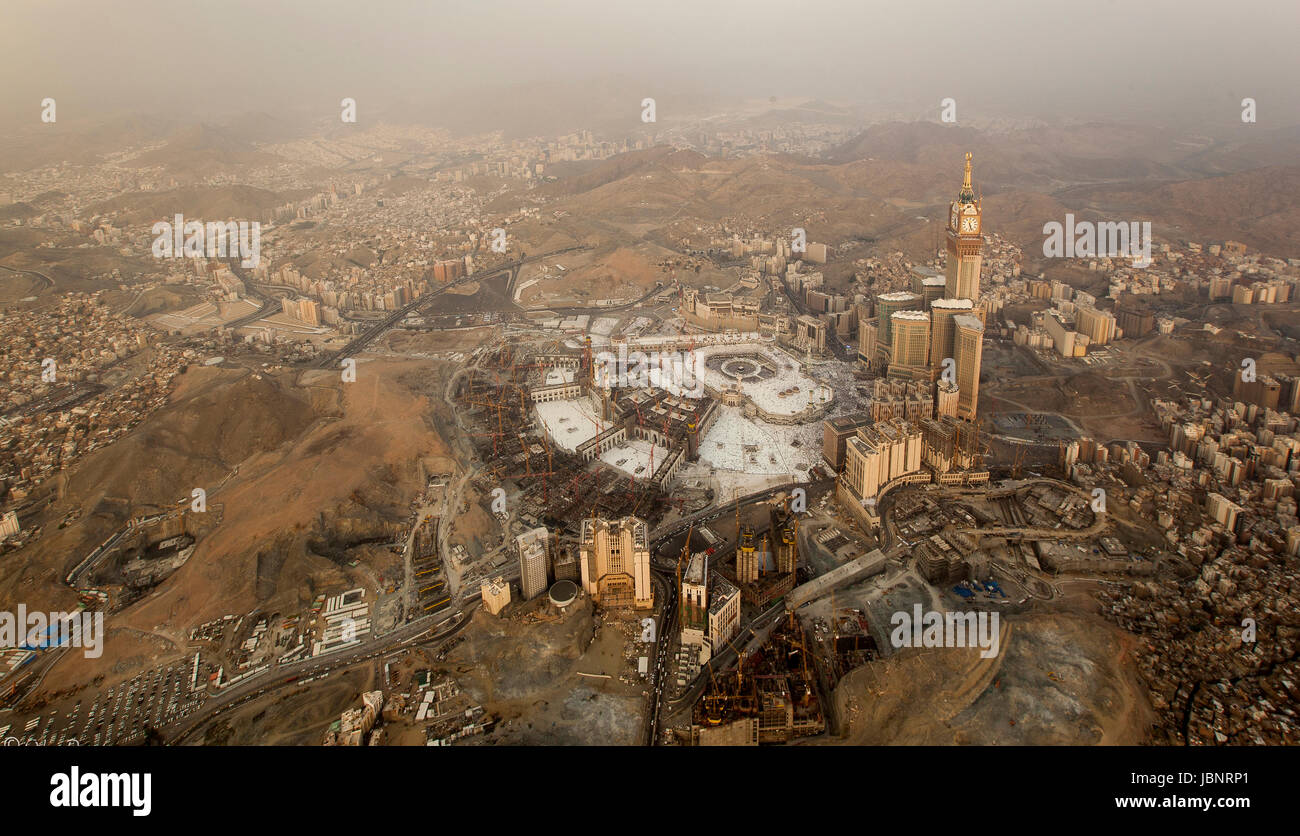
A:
[[958, 152, 975, 202]]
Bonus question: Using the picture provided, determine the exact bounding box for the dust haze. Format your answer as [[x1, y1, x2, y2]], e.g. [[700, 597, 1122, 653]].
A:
[[2, 0, 1297, 133]]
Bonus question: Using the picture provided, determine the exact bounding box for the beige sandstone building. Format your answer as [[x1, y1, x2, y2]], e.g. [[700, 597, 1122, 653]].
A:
[[579, 516, 654, 609]]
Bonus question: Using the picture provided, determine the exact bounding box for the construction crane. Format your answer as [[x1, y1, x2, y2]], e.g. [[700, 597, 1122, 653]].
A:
[[676, 522, 694, 626], [733, 487, 742, 546], [787, 609, 814, 704], [830, 587, 837, 643], [518, 433, 533, 477], [540, 433, 554, 504], [1010, 445, 1027, 479], [702, 660, 726, 725]]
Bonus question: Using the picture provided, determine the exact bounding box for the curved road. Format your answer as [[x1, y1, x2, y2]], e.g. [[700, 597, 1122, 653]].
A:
[[165, 600, 480, 745]]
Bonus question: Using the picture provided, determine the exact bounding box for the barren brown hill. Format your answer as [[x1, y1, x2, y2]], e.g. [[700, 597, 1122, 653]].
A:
[[0, 229, 54, 266], [123, 123, 283, 176], [543, 146, 712, 197], [0, 237, 160, 296], [829, 120, 1196, 191], [1053, 165, 1300, 255], [846, 187, 1079, 265], [372, 174, 443, 198], [28, 359, 452, 693], [542, 146, 708, 204], [1179, 125, 1300, 175], [548, 152, 915, 246], [87, 184, 306, 226], [543, 136, 1213, 262], [514, 120, 1300, 265], [286, 239, 381, 279], [730, 99, 861, 130], [833, 157, 956, 204], [829, 613, 1153, 745], [0, 202, 38, 222], [0, 366, 322, 609], [121, 360, 446, 625], [0, 113, 179, 171], [521, 243, 670, 306]]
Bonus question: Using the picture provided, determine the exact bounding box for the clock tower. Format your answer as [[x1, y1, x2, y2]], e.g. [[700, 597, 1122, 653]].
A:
[[944, 152, 983, 302]]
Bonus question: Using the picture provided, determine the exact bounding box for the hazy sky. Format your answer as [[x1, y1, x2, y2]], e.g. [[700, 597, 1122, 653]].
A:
[[3, 0, 1298, 132]]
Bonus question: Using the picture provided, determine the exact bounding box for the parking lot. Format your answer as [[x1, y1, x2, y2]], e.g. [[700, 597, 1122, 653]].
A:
[[3, 657, 206, 746]]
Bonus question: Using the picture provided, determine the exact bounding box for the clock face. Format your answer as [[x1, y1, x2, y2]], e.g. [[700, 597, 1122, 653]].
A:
[[950, 205, 959, 229], [960, 216, 979, 233]]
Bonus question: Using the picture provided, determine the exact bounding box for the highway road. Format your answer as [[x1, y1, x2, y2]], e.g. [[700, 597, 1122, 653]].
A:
[[222, 297, 282, 329], [214, 260, 284, 329], [776, 274, 856, 361], [165, 599, 481, 745], [315, 245, 590, 370], [0, 263, 56, 290]]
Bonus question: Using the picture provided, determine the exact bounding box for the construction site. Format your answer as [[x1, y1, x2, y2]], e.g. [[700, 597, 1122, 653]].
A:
[[410, 517, 451, 618], [721, 503, 802, 608], [691, 611, 827, 744], [812, 607, 880, 683], [64, 504, 216, 611], [453, 337, 724, 536]]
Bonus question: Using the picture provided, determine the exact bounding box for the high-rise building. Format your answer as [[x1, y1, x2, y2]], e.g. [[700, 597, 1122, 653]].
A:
[[708, 576, 741, 654], [1276, 374, 1300, 415], [928, 298, 974, 380], [771, 505, 799, 575], [579, 516, 654, 609], [681, 552, 710, 645], [865, 379, 931, 423], [0, 510, 19, 539], [1076, 305, 1117, 346], [822, 412, 873, 472], [954, 314, 984, 420], [794, 315, 827, 353], [888, 310, 931, 381], [516, 527, 551, 600], [680, 553, 742, 663], [841, 419, 924, 502], [286, 297, 320, 326], [875, 291, 922, 363], [935, 379, 960, 419], [1233, 374, 1282, 411], [736, 526, 758, 584], [1207, 275, 1234, 301], [552, 545, 581, 582], [944, 153, 983, 302], [1115, 297, 1154, 338], [858, 319, 878, 368], [481, 576, 512, 615], [910, 265, 947, 308], [1206, 492, 1245, 533]]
